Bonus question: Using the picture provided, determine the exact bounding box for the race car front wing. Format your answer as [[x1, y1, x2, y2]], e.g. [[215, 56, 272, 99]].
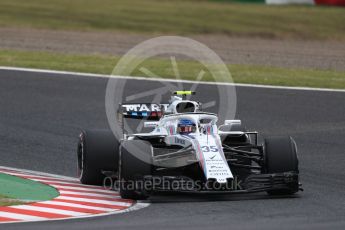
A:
[[140, 171, 301, 194]]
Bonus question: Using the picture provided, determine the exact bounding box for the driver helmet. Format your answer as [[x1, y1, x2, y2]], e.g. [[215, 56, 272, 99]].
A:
[[177, 119, 196, 134]]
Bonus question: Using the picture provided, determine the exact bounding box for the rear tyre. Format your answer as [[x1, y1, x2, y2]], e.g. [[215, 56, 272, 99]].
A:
[[264, 136, 299, 195], [77, 129, 119, 185], [119, 140, 152, 200]]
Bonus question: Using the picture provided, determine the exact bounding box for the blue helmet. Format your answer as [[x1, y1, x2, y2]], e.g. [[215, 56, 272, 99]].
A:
[[177, 119, 196, 134]]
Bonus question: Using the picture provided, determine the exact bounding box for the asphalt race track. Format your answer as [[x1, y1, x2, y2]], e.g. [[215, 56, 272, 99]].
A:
[[0, 69, 344, 230]]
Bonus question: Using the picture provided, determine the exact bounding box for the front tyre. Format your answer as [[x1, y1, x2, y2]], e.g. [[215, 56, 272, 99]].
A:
[[264, 136, 299, 195], [119, 140, 152, 200]]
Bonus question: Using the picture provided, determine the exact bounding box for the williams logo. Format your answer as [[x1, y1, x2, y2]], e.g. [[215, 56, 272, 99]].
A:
[[175, 137, 186, 145], [174, 137, 186, 145]]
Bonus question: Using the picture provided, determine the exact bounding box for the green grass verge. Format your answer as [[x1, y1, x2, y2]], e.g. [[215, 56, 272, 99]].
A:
[[1, 49, 344, 89], [0, 173, 59, 203], [0, 0, 344, 40], [0, 195, 24, 206]]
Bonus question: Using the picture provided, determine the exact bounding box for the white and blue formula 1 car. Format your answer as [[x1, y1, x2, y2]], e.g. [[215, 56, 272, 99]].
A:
[[77, 91, 302, 199]]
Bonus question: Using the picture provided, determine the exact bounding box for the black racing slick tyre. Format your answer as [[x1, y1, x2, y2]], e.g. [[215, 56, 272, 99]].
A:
[[264, 136, 299, 195], [77, 129, 119, 185], [119, 140, 152, 200]]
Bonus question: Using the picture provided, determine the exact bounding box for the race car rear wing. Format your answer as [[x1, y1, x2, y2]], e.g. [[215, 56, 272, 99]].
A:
[[119, 103, 169, 120]]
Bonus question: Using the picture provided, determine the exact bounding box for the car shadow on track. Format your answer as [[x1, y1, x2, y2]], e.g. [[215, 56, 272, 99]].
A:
[[143, 192, 301, 204]]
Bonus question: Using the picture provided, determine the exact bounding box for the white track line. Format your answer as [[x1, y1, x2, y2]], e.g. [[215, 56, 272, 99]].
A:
[[0, 166, 77, 181], [0, 172, 78, 183], [1, 66, 344, 92]]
